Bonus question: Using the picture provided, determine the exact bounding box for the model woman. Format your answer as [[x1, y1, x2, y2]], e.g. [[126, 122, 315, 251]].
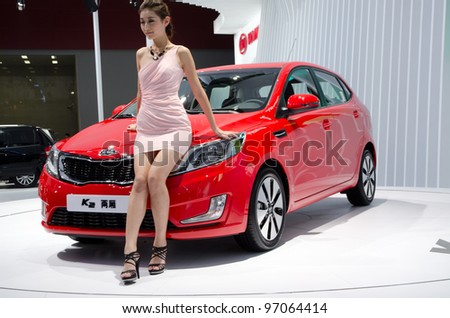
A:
[[120, 0, 236, 283]]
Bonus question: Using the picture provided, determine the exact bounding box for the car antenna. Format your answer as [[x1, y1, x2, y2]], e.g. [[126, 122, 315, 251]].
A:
[[287, 37, 297, 61]]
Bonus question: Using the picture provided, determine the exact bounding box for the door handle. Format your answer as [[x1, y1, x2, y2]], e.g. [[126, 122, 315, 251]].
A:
[[353, 110, 360, 118], [322, 119, 331, 130]]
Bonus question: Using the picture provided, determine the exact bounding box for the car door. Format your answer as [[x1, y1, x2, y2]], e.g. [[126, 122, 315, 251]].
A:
[[311, 69, 363, 184], [0, 127, 41, 176], [0, 128, 8, 176], [279, 68, 335, 201]]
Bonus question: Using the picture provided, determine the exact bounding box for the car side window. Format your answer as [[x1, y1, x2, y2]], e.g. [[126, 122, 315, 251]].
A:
[[284, 68, 319, 104], [337, 77, 352, 100], [313, 70, 349, 106], [0, 130, 6, 148], [36, 129, 52, 147], [3, 127, 36, 147]]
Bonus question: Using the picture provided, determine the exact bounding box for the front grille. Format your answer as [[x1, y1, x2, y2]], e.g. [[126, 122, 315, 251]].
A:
[[60, 154, 134, 185], [49, 208, 175, 230]]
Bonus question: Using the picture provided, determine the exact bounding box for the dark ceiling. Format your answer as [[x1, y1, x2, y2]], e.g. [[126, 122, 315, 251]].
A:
[[0, 0, 234, 50]]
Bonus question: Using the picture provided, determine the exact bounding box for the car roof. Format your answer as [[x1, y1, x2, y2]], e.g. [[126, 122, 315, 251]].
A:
[[0, 124, 34, 128], [197, 61, 325, 73], [0, 125, 54, 138]]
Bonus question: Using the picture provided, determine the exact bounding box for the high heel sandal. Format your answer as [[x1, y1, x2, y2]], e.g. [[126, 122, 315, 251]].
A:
[[121, 251, 140, 283], [148, 245, 167, 275]]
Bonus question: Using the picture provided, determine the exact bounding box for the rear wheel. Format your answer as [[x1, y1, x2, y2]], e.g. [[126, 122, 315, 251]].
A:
[[346, 149, 376, 206], [235, 167, 287, 252]]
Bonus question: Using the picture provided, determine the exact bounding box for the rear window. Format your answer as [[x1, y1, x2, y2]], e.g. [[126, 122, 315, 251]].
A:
[[313, 70, 350, 105]]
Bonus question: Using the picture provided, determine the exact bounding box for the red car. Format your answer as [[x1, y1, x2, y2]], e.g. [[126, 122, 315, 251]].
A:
[[39, 62, 376, 251]]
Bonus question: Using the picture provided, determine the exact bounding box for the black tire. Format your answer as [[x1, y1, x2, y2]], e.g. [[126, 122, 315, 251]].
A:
[[235, 167, 287, 252], [346, 149, 376, 206], [13, 171, 38, 188]]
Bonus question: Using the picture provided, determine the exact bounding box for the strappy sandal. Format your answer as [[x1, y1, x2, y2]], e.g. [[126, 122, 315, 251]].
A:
[[121, 251, 140, 283], [148, 245, 167, 275]]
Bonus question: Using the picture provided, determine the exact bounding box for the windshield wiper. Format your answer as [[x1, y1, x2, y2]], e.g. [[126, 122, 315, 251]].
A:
[[186, 109, 203, 114], [187, 108, 241, 114], [116, 113, 135, 119], [213, 108, 242, 113]]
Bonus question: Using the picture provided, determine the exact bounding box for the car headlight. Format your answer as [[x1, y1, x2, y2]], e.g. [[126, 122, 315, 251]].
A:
[[46, 145, 60, 178], [171, 132, 245, 175]]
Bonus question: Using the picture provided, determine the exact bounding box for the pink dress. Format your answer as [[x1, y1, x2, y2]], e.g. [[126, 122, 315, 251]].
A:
[[134, 45, 192, 156]]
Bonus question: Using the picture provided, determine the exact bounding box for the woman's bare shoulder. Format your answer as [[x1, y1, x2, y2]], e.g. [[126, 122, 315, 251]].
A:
[[176, 45, 193, 62], [136, 47, 148, 57], [176, 45, 191, 55]]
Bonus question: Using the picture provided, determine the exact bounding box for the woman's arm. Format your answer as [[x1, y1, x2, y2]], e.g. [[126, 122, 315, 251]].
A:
[[128, 48, 145, 131], [136, 47, 145, 114], [177, 46, 237, 139]]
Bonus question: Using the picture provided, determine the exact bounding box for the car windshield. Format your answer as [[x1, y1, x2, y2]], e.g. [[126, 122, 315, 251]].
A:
[[114, 104, 136, 118], [183, 68, 280, 113], [114, 68, 280, 118]]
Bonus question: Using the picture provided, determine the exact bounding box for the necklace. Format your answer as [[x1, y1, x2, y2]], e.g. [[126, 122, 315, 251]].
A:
[[149, 46, 166, 60]]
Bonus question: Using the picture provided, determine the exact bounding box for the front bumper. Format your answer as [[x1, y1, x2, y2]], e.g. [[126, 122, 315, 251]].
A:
[[39, 158, 253, 240]]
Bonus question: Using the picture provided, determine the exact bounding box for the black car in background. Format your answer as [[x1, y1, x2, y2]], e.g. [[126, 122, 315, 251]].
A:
[[0, 125, 55, 187]]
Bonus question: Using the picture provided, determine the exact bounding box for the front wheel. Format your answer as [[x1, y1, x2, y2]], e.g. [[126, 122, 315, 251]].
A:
[[346, 149, 376, 206], [13, 171, 38, 187], [235, 167, 287, 252]]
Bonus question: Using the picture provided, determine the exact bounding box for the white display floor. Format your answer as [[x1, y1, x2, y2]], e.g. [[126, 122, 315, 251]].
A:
[[0, 186, 449, 298]]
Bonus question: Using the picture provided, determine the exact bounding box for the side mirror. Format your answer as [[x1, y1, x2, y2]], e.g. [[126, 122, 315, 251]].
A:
[[112, 104, 127, 117], [286, 94, 320, 114]]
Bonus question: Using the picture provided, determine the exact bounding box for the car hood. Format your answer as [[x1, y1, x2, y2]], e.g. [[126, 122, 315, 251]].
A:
[[58, 112, 262, 159]]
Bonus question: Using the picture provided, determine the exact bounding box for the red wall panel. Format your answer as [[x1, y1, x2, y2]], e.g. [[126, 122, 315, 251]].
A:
[[0, 0, 233, 50]]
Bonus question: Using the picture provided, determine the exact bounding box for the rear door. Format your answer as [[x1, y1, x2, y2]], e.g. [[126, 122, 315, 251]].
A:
[[0, 127, 42, 176], [311, 69, 363, 184]]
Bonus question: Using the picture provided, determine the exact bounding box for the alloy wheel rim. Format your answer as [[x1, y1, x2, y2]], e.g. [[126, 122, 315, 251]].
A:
[[16, 174, 35, 186], [256, 176, 285, 241], [362, 154, 375, 200]]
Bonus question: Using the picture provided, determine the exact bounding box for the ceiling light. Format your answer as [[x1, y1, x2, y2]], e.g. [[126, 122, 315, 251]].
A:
[[51, 55, 57, 60], [52, 61, 58, 65], [24, 60, 31, 64], [21, 55, 28, 59], [17, 0, 25, 11]]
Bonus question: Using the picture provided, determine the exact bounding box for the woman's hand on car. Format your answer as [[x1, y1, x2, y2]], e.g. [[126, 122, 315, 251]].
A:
[[127, 124, 137, 131]]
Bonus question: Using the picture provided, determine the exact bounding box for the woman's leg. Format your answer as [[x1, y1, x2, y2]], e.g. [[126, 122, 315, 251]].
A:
[[121, 151, 157, 277], [147, 149, 182, 268]]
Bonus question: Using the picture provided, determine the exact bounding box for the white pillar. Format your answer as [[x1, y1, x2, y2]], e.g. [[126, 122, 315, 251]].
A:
[[92, 8, 104, 122]]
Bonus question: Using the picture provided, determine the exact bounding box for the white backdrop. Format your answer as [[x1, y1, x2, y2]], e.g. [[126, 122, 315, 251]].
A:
[[256, 0, 450, 189]]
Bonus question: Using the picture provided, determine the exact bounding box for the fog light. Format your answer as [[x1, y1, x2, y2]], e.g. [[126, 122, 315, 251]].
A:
[[41, 201, 47, 219], [181, 194, 227, 224]]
